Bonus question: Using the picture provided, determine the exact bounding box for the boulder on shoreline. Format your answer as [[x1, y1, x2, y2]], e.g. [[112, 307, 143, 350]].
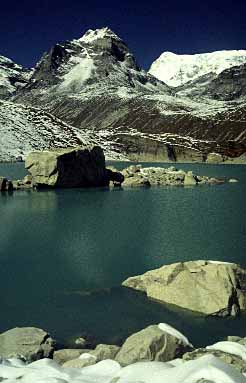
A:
[[115, 323, 192, 366], [2, 325, 246, 382], [122, 260, 246, 316], [53, 348, 92, 365], [183, 341, 246, 373], [0, 327, 55, 362]]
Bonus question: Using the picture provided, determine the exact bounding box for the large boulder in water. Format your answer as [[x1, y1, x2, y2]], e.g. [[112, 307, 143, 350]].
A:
[[122, 260, 246, 316], [0, 327, 55, 362], [25, 146, 109, 188]]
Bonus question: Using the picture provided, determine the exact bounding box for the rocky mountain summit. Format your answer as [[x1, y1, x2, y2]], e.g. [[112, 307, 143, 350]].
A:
[[0, 28, 246, 162], [16, 27, 169, 102]]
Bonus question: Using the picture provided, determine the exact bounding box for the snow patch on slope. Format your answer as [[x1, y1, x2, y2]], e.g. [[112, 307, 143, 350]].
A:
[[149, 50, 246, 87], [60, 57, 95, 91]]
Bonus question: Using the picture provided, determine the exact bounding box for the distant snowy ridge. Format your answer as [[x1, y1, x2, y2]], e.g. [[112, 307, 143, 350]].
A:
[[149, 50, 246, 87], [0, 55, 31, 98]]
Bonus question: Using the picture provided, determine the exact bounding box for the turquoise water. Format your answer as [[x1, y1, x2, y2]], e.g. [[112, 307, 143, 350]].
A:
[[0, 162, 245, 348]]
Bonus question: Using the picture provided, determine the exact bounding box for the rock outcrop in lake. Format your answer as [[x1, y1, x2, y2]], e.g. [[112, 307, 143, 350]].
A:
[[25, 146, 110, 188], [122, 260, 246, 316], [121, 164, 224, 187], [0, 177, 13, 191]]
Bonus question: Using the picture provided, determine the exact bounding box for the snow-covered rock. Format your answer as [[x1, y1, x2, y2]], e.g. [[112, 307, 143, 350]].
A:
[[149, 50, 246, 87], [206, 341, 246, 362], [0, 55, 31, 99], [1, 354, 246, 383], [115, 323, 192, 366]]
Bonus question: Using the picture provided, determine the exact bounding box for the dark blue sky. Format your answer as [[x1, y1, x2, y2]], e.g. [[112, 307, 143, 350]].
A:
[[1, 0, 245, 70]]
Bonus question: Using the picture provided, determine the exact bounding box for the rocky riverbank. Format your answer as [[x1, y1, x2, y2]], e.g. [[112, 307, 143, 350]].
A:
[[1, 324, 246, 382]]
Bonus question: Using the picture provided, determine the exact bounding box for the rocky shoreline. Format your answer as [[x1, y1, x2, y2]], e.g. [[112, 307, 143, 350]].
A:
[[1, 323, 246, 382], [1, 260, 246, 382]]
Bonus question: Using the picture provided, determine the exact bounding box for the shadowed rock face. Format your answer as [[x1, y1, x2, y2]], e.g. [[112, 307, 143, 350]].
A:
[[25, 146, 109, 188], [122, 261, 246, 317]]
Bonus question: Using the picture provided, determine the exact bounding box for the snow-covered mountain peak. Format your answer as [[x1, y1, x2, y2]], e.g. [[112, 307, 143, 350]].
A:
[[17, 28, 170, 99], [78, 27, 120, 44], [149, 49, 246, 87]]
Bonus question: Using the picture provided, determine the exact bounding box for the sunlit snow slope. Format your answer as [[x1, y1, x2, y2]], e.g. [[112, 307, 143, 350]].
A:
[[149, 50, 246, 87]]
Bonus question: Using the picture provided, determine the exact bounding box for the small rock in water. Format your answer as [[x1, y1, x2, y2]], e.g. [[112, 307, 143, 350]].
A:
[[229, 178, 239, 183], [74, 337, 87, 347]]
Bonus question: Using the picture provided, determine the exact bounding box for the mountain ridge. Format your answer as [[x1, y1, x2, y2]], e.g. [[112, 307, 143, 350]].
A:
[[0, 27, 245, 162]]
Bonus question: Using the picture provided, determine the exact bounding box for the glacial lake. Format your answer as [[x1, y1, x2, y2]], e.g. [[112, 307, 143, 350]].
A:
[[0, 162, 246, 348]]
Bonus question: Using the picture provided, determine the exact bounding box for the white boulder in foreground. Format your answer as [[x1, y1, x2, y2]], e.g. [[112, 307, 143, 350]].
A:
[[1, 354, 246, 383], [122, 260, 246, 316]]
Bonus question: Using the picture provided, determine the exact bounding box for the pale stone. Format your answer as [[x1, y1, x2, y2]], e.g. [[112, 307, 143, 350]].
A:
[[0, 327, 55, 362], [53, 349, 90, 365], [122, 261, 246, 316], [115, 325, 191, 366], [206, 152, 223, 163]]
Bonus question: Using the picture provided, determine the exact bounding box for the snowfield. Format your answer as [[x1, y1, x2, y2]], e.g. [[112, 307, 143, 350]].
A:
[[149, 50, 246, 87], [1, 354, 246, 383]]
